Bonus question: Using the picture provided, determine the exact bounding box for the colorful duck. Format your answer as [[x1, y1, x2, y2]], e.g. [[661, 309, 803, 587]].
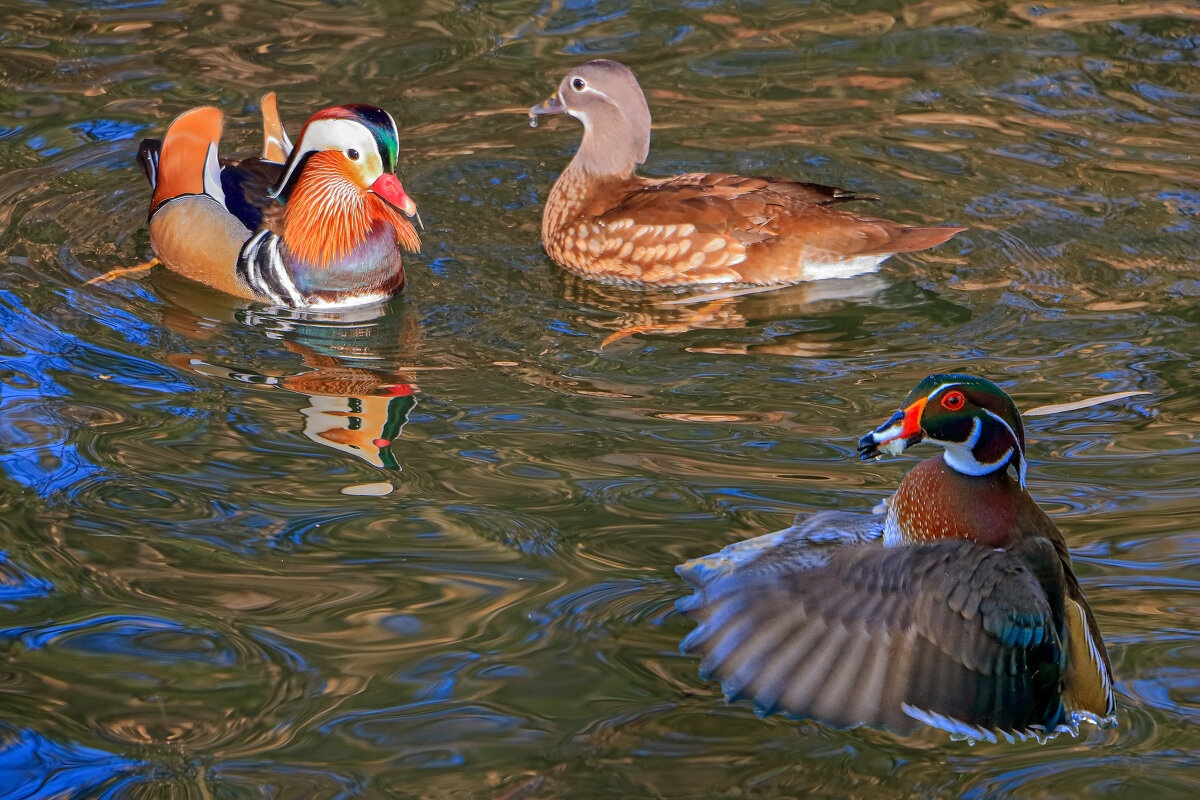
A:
[[677, 374, 1116, 741], [134, 94, 420, 308], [530, 60, 964, 288]]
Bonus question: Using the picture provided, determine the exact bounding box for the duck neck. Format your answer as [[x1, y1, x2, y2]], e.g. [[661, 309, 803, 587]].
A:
[[544, 163, 624, 250]]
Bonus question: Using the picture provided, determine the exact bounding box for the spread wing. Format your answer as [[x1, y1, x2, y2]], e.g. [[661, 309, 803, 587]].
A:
[[677, 538, 1068, 739]]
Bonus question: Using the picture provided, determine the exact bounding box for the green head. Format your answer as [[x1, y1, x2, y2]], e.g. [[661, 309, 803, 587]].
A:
[[857, 374, 1027, 485]]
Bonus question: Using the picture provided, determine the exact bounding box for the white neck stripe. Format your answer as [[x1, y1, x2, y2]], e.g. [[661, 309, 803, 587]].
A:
[[982, 407, 1026, 487]]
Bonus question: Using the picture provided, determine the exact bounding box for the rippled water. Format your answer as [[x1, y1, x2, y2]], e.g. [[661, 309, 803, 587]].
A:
[[1, 0, 1198, 797]]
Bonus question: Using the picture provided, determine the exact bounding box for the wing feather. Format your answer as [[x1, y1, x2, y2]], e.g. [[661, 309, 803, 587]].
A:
[[677, 538, 1069, 736]]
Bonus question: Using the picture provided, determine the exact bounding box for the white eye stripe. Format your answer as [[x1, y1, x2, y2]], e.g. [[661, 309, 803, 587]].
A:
[[569, 78, 603, 96], [271, 118, 382, 195], [296, 119, 379, 160], [927, 381, 961, 406]]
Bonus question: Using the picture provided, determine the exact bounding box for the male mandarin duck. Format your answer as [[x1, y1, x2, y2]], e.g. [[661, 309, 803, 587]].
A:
[[529, 60, 964, 288], [136, 94, 420, 308], [676, 374, 1116, 742]]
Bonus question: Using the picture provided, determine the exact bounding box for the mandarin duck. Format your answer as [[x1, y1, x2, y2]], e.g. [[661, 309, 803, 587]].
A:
[[676, 374, 1116, 741], [136, 95, 420, 308], [529, 60, 964, 288]]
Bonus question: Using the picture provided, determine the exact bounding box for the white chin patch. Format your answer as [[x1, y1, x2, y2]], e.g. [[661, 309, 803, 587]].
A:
[[880, 438, 908, 456]]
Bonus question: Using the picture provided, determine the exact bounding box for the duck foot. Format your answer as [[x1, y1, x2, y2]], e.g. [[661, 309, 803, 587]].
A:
[[599, 299, 734, 349], [85, 258, 159, 285]]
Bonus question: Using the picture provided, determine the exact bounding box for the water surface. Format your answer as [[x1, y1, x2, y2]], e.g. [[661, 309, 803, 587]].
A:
[[1, 1, 1198, 797]]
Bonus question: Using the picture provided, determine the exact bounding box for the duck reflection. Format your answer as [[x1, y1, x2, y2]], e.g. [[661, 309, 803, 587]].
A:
[[559, 272, 888, 347], [170, 350, 418, 469], [154, 271, 424, 469]]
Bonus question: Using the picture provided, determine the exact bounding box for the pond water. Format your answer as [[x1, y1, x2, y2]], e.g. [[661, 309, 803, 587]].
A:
[[1, 0, 1198, 797]]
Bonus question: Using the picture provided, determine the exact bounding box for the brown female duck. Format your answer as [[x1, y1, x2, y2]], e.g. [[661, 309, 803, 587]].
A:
[[530, 60, 964, 288]]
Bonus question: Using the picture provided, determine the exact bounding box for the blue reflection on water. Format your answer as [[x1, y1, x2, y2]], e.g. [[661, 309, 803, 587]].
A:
[[0, 725, 139, 800], [0, 554, 53, 602]]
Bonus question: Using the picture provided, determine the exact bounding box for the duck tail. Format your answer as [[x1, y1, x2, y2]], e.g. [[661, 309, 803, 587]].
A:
[[886, 225, 967, 254]]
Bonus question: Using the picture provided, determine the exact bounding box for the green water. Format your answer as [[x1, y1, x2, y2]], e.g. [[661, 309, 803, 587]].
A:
[[1, 0, 1198, 797]]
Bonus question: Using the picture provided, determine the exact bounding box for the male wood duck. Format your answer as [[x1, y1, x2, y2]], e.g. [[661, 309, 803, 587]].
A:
[[136, 95, 420, 308], [676, 374, 1116, 741], [529, 60, 964, 288]]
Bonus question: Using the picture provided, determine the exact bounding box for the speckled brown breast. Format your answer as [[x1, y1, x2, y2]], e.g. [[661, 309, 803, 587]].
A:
[[886, 455, 1050, 548]]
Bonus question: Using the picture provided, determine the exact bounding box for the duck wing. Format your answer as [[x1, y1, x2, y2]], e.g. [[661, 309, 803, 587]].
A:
[[219, 157, 284, 232], [582, 173, 961, 285], [677, 535, 1067, 739]]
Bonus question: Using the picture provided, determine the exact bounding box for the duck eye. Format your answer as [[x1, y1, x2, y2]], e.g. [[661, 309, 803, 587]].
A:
[[347, 148, 360, 161], [941, 391, 966, 411], [572, 77, 586, 91]]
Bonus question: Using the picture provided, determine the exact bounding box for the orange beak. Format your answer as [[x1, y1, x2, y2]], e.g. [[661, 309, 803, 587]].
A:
[[369, 173, 417, 218], [857, 396, 927, 460]]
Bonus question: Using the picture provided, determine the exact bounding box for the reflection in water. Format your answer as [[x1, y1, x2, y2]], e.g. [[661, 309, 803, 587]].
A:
[[561, 272, 889, 346], [2, 0, 1200, 796], [170, 354, 417, 469], [156, 274, 425, 468]]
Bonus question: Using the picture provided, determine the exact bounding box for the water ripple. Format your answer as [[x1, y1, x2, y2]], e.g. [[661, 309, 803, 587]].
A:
[[1, 0, 1198, 796]]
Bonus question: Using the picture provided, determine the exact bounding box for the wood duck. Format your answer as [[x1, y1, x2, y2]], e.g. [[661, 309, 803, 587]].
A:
[[137, 96, 421, 308], [677, 374, 1116, 741], [529, 60, 964, 288]]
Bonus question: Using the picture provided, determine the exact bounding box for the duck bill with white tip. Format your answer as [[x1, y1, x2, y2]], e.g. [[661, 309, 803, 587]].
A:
[[857, 396, 927, 460], [370, 173, 418, 219], [528, 92, 566, 127]]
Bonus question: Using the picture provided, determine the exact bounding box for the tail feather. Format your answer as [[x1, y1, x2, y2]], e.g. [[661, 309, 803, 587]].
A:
[[260, 92, 292, 163], [150, 106, 226, 212], [877, 225, 966, 255], [136, 139, 162, 191]]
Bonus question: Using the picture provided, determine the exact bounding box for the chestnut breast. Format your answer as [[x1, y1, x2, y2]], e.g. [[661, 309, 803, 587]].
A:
[[886, 456, 1055, 548]]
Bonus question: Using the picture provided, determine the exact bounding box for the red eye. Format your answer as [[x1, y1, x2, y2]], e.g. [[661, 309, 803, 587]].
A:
[[941, 390, 966, 410]]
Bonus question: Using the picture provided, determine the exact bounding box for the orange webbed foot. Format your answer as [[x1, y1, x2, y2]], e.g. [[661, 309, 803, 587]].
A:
[[85, 258, 160, 285], [599, 299, 735, 349]]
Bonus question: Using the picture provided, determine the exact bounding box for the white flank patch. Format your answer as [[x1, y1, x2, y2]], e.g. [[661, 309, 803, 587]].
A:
[[303, 291, 393, 310], [802, 254, 889, 282]]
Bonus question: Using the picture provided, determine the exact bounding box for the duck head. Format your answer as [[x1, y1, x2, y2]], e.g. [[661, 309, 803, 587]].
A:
[[857, 374, 1028, 486], [272, 104, 420, 267], [530, 59, 651, 179]]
